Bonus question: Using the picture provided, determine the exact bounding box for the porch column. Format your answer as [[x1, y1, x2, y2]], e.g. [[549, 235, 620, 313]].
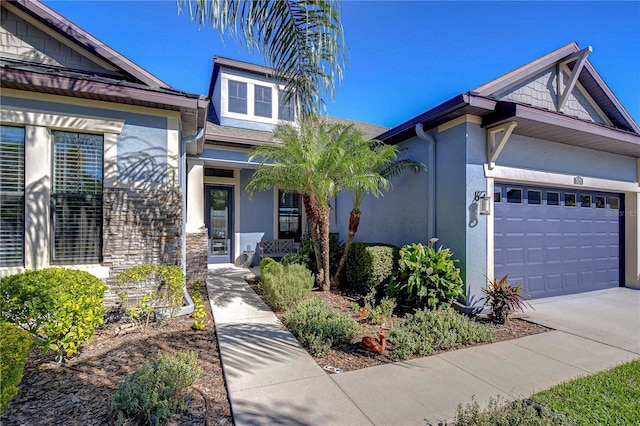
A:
[[186, 159, 205, 233], [625, 190, 640, 289]]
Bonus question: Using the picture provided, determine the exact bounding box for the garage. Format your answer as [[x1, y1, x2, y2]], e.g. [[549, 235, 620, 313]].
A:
[[494, 184, 623, 299]]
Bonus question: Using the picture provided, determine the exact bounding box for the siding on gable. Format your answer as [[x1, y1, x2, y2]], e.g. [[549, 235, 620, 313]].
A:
[[0, 7, 118, 76], [493, 67, 607, 125]]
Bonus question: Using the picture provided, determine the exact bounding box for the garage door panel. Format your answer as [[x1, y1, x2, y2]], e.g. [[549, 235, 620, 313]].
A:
[[495, 185, 621, 299]]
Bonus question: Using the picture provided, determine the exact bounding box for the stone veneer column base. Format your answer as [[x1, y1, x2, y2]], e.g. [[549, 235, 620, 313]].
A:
[[186, 230, 208, 284]]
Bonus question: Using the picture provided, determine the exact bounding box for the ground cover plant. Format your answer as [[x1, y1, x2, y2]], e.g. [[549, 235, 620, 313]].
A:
[[530, 359, 640, 425], [453, 397, 572, 425], [283, 298, 361, 357], [388, 308, 494, 359], [111, 351, 202, 425]]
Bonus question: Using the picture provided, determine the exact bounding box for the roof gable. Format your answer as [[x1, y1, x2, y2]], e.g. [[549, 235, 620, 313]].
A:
[[2, 0, 167, 88], [471, 42, 639, 133]]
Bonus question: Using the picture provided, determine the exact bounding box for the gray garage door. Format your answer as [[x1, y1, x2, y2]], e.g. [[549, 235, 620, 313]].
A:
[[494, 184, 622, 299]]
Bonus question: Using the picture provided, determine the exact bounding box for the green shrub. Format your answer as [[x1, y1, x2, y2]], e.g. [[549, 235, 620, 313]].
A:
[[261, 264, 313, 310], [365, 297, 397, 324], [281, 253, 309, 267], [454, 397, 571, 425], [111, 351, 202, 426], [389, 240, 465, 310], [299, 234, 344, 277], [0, 268, 106, 360], [284, 299, 361, 357], [388, 308, 493, 359], [0, 321, 33, 413], [116, 264, 185, 323], [344, 243, 399, 298], [259, 257, 282, 277]]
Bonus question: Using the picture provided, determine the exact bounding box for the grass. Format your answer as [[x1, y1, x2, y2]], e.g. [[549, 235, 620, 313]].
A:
[[531, 359, 640, 425], [454, 359, 640, 425]]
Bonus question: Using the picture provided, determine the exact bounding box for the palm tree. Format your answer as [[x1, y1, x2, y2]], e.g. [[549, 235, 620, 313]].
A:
[[245, 117, 390, 291], [177, 0, 347, 116], [331, 143, 426, 286]]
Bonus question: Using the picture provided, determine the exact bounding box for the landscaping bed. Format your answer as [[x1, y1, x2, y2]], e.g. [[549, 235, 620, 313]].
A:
[[247, 277, 550, 372], [1, 283, 232, 426]]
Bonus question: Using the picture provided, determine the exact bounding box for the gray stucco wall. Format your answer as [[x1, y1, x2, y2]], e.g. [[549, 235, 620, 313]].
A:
[[1, 96, 170, 184], [335, 137, 431, 247], [239, 169, 274, 264], [497, 133, 637, 182]]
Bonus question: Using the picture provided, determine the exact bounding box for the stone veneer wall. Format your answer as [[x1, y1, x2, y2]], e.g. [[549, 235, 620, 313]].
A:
[[102, 187, 182, 305], [186, 230, 208, 285]]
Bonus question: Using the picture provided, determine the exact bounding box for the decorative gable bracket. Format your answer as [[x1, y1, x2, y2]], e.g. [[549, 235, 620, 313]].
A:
[[557, 46, 592, 112], [487, 121, 517, 169]]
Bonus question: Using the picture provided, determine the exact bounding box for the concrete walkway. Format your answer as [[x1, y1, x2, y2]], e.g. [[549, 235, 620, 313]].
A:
[[207, 267, 640, 425]]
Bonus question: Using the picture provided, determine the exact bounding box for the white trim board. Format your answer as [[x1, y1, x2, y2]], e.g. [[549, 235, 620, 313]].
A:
[[484, 165, 639, 193]]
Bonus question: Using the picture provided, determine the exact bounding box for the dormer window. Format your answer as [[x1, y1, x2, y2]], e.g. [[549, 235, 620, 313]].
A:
[[228, 80, 247, 114], [278, 90, 295, 122], [254, 85, 272, 118]]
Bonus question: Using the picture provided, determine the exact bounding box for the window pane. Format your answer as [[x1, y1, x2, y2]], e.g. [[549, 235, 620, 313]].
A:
[[506, 188, 522, 204], [254, 85, 272, 118], [580, 194, 591, 208], [278, 190, 302, 241], [565, 193, 576, 207], [493, 187, 501, 203], [0, 125, 25, 265], [547, 192, 559, 206], [527, 190, 541, 205], [52, 131, 103, 263], [610, 197, 619, 210], [228, 80, 247, 114], [595, 196, 605, 208], [278, 90, 295, 121], [53, 131, 103, 195]]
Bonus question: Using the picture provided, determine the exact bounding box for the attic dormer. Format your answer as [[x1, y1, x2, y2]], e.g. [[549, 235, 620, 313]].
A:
[[208, 56, 296, 132]]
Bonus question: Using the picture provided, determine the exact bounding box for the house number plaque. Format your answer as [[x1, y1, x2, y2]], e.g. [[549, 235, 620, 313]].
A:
[[574, 176, 584, 185]]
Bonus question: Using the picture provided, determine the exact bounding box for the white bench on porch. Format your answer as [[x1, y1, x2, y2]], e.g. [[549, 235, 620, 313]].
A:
[[258, 239, 300, 259]]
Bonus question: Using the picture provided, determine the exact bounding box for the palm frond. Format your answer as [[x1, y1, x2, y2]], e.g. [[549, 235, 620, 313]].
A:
[[178, 0, 347, 117]]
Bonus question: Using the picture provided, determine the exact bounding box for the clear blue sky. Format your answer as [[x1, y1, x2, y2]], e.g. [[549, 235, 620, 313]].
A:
[[43, 1, 640, 128]]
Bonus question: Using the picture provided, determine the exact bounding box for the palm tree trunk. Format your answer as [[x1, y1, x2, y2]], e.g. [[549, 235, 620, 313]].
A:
[[332, 207, 360, 287], [317, 205, 332, 291], [302, 194, 323, 286]]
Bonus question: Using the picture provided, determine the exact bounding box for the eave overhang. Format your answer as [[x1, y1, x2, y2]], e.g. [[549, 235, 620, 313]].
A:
[[483, 101, 640, 158], [1, 67, 206, 111]]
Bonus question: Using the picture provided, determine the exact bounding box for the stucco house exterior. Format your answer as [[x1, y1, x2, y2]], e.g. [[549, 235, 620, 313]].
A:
[[2, 0, 638, 308], [357, 43, 640, 305], [0, 0, 208, 299]]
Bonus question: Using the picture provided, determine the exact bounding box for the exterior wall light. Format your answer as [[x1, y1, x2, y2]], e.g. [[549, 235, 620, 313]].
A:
[[474, 191, 491, 215]]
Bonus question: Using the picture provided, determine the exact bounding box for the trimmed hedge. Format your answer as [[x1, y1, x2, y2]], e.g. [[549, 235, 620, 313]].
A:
[[344, 243, 400, 297], [0, 321, 33, 413], [0, 268, 106, 360]]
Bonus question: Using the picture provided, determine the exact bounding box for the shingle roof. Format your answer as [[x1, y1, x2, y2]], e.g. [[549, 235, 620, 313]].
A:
[[205, 115, 388, 147]]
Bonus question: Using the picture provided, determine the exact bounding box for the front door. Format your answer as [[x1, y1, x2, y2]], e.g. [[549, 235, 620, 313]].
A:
[[206, 186, 233, 264]]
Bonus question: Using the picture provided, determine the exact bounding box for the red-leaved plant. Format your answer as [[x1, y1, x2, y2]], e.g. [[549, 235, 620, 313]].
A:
[[480, 274, 533, 324]]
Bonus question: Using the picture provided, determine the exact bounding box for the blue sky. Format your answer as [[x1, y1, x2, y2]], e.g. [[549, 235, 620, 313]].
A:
[[43, 1, 640, 128]]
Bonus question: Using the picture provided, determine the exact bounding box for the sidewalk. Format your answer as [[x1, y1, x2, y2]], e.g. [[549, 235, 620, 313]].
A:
[[207, 266, 639, 425]]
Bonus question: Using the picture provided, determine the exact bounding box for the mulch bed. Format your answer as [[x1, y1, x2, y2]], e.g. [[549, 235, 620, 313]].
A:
[[1, 282, 232, 426], [248, 277, 550, 373]]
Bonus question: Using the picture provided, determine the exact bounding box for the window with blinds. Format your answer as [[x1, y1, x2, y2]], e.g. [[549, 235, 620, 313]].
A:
[[52, 131, 103, 263], [0, 125, 25, 266]]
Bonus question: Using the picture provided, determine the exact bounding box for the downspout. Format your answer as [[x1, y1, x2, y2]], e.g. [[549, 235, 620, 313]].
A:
[[176, 126, 205, 317], [415, 123, 436, 240]]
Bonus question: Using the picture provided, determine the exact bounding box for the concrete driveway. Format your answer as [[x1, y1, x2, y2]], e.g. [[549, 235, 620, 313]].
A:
[[525, 287, 640, 354]]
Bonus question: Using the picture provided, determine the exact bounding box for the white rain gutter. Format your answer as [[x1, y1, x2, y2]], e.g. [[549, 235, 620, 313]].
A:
[[176, 126, 205, 316], [415, 123, 436, 240]]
